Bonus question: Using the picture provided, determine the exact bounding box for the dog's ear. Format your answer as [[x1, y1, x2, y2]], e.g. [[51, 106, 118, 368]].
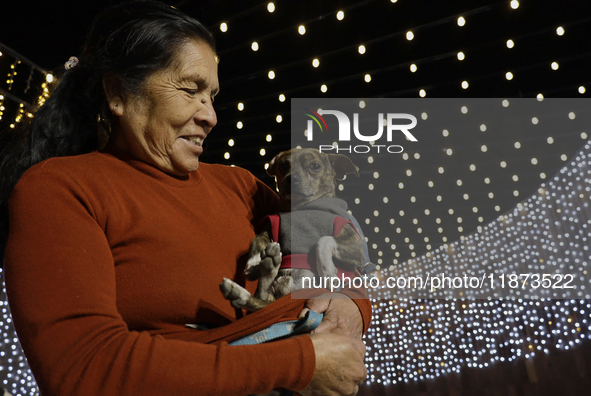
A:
[[267, 155, 279, 177], [329, 154, 359, 180], [267, 152, 287, 177]]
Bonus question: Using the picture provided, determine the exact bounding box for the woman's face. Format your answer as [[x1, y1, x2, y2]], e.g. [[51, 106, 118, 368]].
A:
[[110, 39, 219, 176]]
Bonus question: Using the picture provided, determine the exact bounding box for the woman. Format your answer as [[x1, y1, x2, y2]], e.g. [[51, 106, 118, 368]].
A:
[[0, 1, 371, 395]]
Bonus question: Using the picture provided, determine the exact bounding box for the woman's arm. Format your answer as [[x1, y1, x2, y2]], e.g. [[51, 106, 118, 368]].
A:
[[5, 163, 315, 396]]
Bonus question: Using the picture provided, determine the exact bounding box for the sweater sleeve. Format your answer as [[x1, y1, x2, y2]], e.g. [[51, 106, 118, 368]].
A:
[[4, 164, 315, 396]]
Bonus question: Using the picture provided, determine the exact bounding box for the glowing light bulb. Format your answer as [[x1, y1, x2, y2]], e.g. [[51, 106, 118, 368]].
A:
[[336, 10, 345, 20], [410, 63, 417, 72], [268, 70, 275, 79], [406, 31, 414, 41], [510, 0, 519, 10], [298, 25, 306, 35], [556, 26, 565, 36], [237, 103, 244, 111], [220, 22, 228, 32], [457, 16, 466, 27], [312, 58, 320, 68], [251, 42, 259, 51], [358, 45, 366, 54], [267, 2, 275, 12], [506, 39, 514, 48]]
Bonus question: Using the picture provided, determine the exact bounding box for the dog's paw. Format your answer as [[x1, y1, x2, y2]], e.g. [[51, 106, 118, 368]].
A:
[[219, 278, 252, 309], [261, 242, 282, 266]]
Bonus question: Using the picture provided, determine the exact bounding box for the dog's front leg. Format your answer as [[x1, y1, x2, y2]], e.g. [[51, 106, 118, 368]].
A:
[[219, 278, 272, 311], [316, 223, 364, 278]]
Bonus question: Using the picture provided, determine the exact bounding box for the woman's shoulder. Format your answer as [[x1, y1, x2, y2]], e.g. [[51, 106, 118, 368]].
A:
[[20, 151, 120, 182]]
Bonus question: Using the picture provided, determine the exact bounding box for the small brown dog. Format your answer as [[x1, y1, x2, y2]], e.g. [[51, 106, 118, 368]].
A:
[[220, 148, 365, 311]]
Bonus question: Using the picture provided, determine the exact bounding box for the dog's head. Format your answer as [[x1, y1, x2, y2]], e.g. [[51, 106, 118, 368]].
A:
[[267, 148, 359, 209]]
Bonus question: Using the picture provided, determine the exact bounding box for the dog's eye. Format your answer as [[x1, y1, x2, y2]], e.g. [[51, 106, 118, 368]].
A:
[[279, 160, 290, 171], [310, 162, 321, 171]]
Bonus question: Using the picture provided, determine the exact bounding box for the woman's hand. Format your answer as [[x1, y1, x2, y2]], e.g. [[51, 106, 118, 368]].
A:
[[300, 332, 367, 396], [299, 293, 364, 340]]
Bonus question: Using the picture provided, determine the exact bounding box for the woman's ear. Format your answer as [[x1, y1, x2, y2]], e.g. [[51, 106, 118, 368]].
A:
[[102, 76, 124, 117]]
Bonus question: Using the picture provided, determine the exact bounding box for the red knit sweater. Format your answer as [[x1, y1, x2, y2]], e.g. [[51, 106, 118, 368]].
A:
[[5, 145, 371, 396]]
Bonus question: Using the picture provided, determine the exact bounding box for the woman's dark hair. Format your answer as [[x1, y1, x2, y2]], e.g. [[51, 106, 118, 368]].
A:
[[0, 0, 215, 255]]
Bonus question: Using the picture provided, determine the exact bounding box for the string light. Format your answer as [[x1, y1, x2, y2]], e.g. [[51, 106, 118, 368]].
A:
[[336, 10, 345, 20], [358, 45, 366, 55], [251, 42, 259, 51], [220, 22, 228, 32], [298, 25, 306, 35], [312, 58, 320, 68], [267, 2, 275, 13], [365, 141, 591, 385]]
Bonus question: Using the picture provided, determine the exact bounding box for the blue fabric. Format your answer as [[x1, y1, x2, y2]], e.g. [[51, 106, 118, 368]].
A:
[[229, 310, 324, 346]]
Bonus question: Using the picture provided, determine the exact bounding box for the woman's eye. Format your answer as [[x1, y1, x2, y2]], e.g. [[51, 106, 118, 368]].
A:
[[182, 88, 198, 95]]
